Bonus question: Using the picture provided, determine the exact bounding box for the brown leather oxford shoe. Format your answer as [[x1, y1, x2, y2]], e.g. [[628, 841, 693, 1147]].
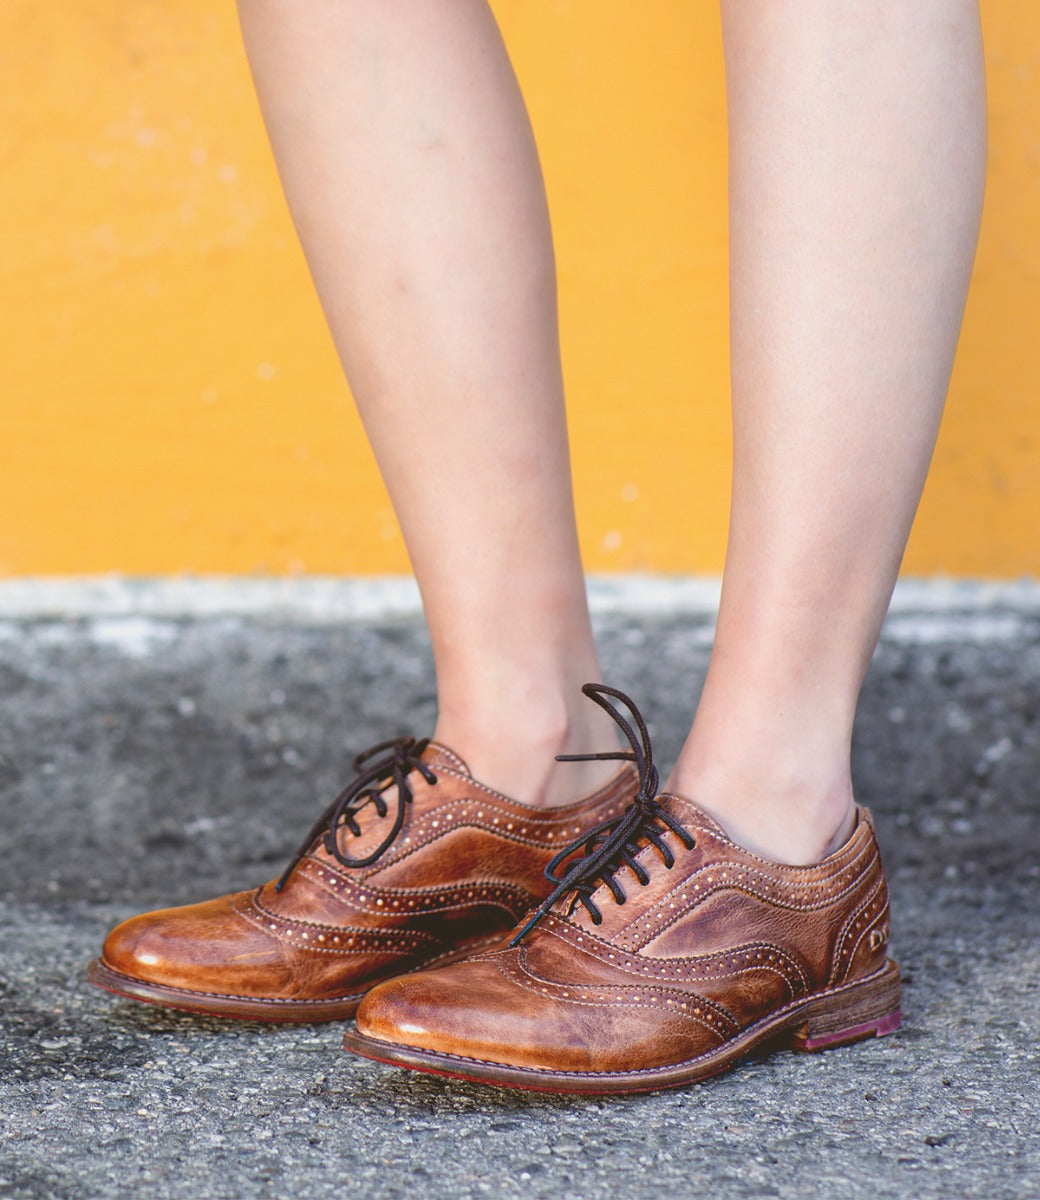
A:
[[344, 686, 901, 1093], [87, 736, 636, 1022]]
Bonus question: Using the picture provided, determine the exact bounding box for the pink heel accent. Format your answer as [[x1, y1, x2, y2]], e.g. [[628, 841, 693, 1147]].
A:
[[791, 960, 902, 1053], [798, 1008, 901, 1051]]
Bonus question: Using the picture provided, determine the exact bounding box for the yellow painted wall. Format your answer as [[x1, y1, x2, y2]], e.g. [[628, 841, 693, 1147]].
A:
[[1, 2, 1037, 577]]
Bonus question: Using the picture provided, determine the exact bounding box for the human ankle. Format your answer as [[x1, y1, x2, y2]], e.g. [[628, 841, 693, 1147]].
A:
[[665, 755, 857, 866], [433, 683, 621, 808]]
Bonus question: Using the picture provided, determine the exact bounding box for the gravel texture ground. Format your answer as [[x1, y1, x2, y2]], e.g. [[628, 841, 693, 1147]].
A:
[[0, 582, 1037, 1200]]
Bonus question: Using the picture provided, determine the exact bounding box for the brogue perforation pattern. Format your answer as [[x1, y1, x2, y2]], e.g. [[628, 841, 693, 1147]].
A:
[[615, 833, 880, 952], [235, 892, 442, 957], [298, 858, 532, 920], [488, 953, 736, 1041], [538, 913, 811, 998], [829, 874, 888, 984], [368, 794, 628, 873]]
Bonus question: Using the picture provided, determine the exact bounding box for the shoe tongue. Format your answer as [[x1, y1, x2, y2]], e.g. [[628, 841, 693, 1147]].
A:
[[420, 741, 471, 776]]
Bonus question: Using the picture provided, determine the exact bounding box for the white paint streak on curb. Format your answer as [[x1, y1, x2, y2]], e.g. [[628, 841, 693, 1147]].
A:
[[0, 576, 1038, 644], [0, 576, 424, 622]]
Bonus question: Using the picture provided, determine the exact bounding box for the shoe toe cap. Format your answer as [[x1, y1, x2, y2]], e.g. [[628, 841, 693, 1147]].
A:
[[354, 956, 609, 1073], [99, 892, 290, 996]]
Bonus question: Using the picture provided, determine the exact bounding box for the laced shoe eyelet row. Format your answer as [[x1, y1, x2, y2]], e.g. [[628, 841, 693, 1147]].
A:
[[276, 736, 437, 890], [510, 684, 695, 944]]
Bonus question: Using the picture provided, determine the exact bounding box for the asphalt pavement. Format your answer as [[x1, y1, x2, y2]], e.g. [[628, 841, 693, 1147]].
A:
[[0, 579, 1037, 1200]]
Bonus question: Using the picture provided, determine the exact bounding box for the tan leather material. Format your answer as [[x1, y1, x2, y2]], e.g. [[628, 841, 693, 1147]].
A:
[[346, 796, 901, 1092], [88, 743, 637, 1021]]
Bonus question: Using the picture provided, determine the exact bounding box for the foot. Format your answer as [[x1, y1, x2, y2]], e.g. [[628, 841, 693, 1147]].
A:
[[344, 687, 901, 1093], [87, 735, 636, 1022]]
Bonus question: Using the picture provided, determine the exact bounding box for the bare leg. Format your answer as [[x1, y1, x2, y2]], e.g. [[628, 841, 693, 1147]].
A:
[[236, 0, 616, 804], [667, 0, 987, 863]]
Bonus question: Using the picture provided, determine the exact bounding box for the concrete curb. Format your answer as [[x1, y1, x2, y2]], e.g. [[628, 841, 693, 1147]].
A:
[[1, 574, 1039, 623]]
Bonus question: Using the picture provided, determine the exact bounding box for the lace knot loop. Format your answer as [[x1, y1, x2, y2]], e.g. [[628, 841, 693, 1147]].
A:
[[275, 735, 436, 890], [509, 684, 694, 945]]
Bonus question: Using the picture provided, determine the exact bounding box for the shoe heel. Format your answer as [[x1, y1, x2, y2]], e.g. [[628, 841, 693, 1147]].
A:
[[791, 960, 902, 1053]]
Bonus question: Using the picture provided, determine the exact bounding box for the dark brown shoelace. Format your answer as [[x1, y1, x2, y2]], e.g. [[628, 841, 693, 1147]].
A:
[[275, 736, 437, 890], [510, 683, 694, 944]]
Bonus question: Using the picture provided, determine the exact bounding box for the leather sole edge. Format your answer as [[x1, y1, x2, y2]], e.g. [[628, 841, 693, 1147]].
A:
[[86, 958, 366, 1022]]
